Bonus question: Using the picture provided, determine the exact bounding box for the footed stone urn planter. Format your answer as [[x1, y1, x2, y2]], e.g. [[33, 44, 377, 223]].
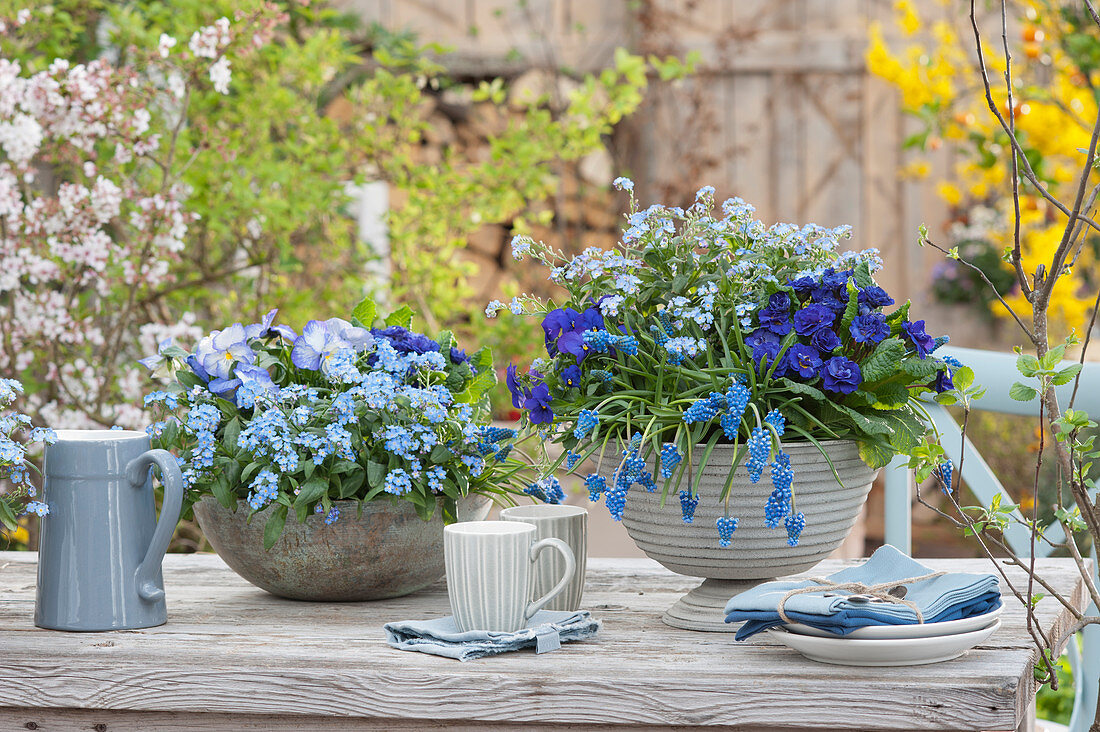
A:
[[609, 439, 877, 632], [193, 494, 492, 601]]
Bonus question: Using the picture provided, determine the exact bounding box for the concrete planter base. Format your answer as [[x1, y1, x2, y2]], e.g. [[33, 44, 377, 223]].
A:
[[611, 439, 878, 631]]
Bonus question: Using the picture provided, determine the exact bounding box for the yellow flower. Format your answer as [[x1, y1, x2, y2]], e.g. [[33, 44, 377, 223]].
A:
[[895, 0, 921, 35], [900, 160, 931, 179], [937, 182, 962, 206]]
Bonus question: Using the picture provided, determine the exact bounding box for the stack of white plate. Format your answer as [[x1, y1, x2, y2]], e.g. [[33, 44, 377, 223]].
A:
[[766, 606, 1003, 666]]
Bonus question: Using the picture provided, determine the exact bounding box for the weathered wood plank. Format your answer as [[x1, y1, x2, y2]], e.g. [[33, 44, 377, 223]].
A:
[[0, 554, 1086, 730]]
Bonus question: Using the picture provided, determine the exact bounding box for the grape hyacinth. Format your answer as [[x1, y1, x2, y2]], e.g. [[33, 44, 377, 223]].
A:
[[574, 409, 599, 440], [763, 408, 786, 436], [716, 516, 739, 548], [526, 476, 565, 504], [764, 451, 793, 528], [938, 459, 954, 493], [679, 489, 699, 523], [746, 426, 770, 483], [785, 512, 806, 546], [659, 442, 682, 479], [585, 473, 606, 502]]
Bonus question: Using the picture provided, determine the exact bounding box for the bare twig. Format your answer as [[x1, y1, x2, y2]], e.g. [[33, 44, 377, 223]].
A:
[[920, 232, 1035, 340]]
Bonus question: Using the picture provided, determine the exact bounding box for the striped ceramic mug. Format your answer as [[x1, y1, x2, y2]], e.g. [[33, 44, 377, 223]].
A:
[[499, 504, 587, 611], [444, 521, 576, 632]]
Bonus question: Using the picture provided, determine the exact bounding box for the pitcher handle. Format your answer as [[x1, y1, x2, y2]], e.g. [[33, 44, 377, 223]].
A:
[[126, 449, 185, 603], [524, 538, 576, 621]]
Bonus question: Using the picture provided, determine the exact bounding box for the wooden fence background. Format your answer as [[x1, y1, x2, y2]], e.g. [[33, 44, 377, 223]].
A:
[[337, 0, 973, 312]]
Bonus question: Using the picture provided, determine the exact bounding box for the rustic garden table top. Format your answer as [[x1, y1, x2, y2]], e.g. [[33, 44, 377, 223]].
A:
[[0, 552, 1087, 731]]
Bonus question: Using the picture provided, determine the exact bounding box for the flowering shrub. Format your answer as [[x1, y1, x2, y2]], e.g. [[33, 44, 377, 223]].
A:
[[867, 0, 1100, 332], [0, 378, 54, 532], [0, 5, 290, 429], [142, 301, 530, 548], [498, 182, 960, 546]]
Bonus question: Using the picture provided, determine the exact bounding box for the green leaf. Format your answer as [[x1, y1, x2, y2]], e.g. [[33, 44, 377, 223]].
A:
[[384, 305, 414, 328], [351, 298, 377, 328], [1052, 363, 1082, 386], [470, 346, 493, 374], [222, 417, 241, 454], [212, 474, 236, 509], [0, 499, 18, 531], [840, 282, 860, 332], [262, 504, 289, 551], [294, 477, 328, 509], [338, 470, 366, 499], [456, 367, 496, 403], [367, 460, 387, 489], [175, 370, 205, 390], [860, 338, 907, 382], [853, 260, 873, 289], [951, 366, 975, 391], [858, 439, 895, 469], [900, 357, 937, 379], [834, 404, 893, 436], [430, 444, 453, 464], [1017, 354, 1040, 377], [1009, 382, 1039, 401], [241, 461, 263, 484], [867, 380, 909, 409]]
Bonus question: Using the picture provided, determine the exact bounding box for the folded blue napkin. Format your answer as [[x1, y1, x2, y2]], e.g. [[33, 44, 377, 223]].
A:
[[724, 544, 1003, 640], [384, 610, 601, 661]]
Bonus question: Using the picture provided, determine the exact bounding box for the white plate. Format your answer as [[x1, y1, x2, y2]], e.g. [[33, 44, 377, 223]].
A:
[[784, 605, 1003, 640], [767, 619, 1001, 666]]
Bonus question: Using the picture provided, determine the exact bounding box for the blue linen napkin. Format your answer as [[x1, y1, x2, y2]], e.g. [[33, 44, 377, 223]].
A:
[[724, 544, 1002, 640], [384, 610, 601, 661]]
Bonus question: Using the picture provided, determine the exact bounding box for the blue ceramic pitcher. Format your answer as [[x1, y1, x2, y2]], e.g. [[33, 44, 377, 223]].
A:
[[35, 430, 185, 631]]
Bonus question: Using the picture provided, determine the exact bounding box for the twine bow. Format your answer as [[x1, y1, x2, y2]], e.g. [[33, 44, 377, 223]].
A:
[[776, 571, 947, 624]]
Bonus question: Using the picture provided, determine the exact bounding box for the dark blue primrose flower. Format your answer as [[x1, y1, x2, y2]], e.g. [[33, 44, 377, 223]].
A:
[[902, 320, 936, 359], [371, 325, 432, 354], [792, 303, 836, 336], [524, 382, 555, 424], [820, 268, 849, 291], [821, 356, 862, 394], [849, 313, 890, 344], [450, 347, 469, 365], [810, 328, 842, 353], [757, 292, 793, 336], [858, 286, 895, 310], [745, 329, 781, 362], [789, 276, 816, 294], [786, 343, 823, 379]]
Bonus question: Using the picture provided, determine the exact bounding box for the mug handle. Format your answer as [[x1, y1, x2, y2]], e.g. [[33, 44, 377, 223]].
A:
[[126, 449, 185, 603], [524, 538, 576, 621]]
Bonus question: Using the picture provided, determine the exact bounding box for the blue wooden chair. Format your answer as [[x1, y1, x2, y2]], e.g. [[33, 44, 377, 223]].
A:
[[883, 345, 1100, 732]]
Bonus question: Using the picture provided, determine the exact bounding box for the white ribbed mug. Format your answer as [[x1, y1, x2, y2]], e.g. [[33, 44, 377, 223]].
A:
[[499, 504, 587, 611], [444, 521, 576, 632]]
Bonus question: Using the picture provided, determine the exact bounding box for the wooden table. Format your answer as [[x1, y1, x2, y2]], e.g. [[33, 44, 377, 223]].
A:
[[0, 552, 1087, 731]]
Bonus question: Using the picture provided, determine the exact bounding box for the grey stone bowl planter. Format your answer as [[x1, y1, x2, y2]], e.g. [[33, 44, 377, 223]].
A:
[[608, 439, 877, 632], [193, 494, 492, 602]]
